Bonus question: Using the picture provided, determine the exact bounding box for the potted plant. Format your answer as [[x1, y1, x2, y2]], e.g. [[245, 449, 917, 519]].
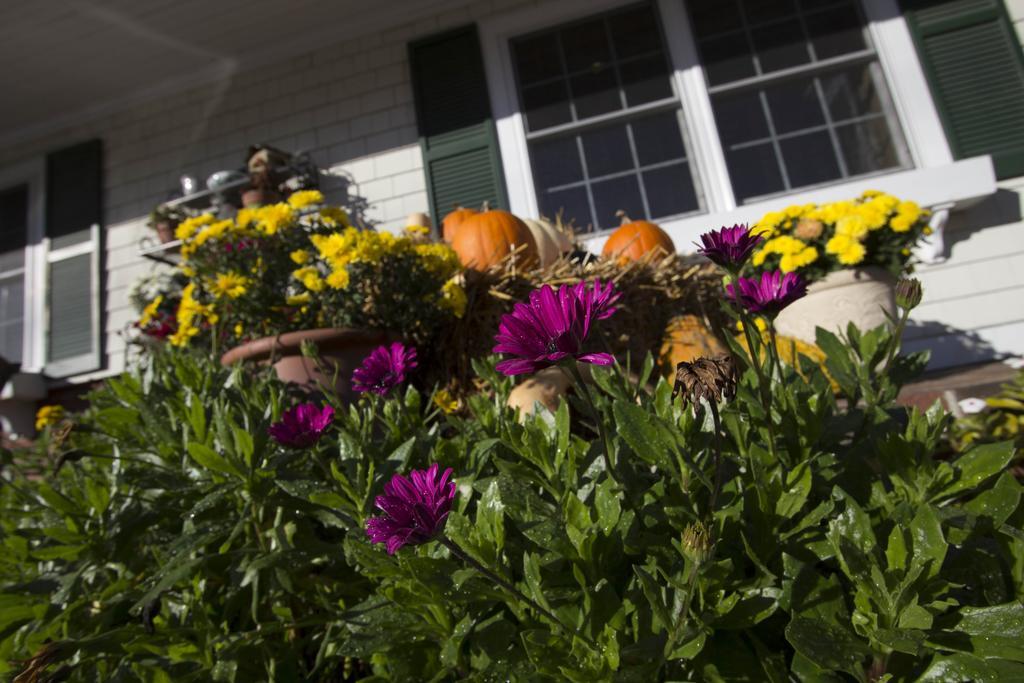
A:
[[164, 190, 465, 401], [147, 205, 187, 244], [747, 191, 932, 344]]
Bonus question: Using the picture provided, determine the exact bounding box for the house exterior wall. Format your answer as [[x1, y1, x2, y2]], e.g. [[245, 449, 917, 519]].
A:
[[0, 0, 1021, 395]]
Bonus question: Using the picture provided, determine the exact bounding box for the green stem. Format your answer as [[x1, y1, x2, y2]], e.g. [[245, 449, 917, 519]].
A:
[[738, 312, 781, 466], [439, 537, 597, 649], [881, 308, 911, 377], [563, 362, 622, 490]]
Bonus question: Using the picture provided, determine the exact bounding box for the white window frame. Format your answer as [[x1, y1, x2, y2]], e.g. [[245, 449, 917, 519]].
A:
[[480, 0, 996, 253], [0, 159, 46, 375]]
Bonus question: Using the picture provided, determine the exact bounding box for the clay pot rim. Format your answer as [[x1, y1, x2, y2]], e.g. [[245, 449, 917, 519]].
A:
[[807, 266, 896, 294], [220, 327, 390, 367]]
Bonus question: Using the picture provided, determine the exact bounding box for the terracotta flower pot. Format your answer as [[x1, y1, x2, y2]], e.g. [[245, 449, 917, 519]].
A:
[[154, 221, 177, 244], [774, 267, 897, 345], [220, 328, 389, 402]]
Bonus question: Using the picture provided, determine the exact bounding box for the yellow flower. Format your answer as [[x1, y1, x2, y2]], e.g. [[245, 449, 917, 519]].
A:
[[405, 225, 430, 236], [889, 214, 914, 233], [169, 323, 199, 347], [139, 295, 163, 326], [179, 265, 196, 278], [433, 389, 459, 415], [209, 272, 251, 299], [415, 242, 462, 278], [922, 226, 933, 236], [293, 266, 325, 292], [235, 208, 259, 227], [290, 249, 311, 265], [861, 189, 882, 198], [319, 206, 350, 227], [35, 405, 65, 431], [441, 278, 468, 318], [326, 268, 350, 289], [286, 292, 312, 306], [896, 200, 922, 224], [835, 215, 869, 240], [255, 203, 295, 235], [175, 213, 215, 241], [779, 245, 818, 273], [737, 318, 768, 333], [287, 190, 324, 209], [826, 234, 866, 265], [234, 323, 244, 337]]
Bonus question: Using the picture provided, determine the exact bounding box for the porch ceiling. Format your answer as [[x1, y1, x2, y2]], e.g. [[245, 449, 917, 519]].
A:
[[0, 0, 438, 138]]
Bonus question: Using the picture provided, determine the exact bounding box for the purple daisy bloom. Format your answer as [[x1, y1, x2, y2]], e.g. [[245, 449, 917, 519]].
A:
[[574, 279, 622, 321], [696, 224, 763, 270], [726, 270, 807, 315], [268, 403, 335, 448], [365, 463, 456, 555], [352, 342, 418, 396], [493, 281, 616, 376]]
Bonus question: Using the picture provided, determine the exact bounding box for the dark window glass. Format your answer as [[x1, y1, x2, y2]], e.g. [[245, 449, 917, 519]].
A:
[[725, 143, 785, 200], [805, 3, 866, 59], [592, 175, 645, 230], [514, 35, 562, 85], [701, 35, 756, 86], [765, 77, 825, 133], [531, 137, 583, 190], [570, 68, 621, 118], [752, 19, 810, 73], [562, 20, 611, 72], [611, 6, 663, 58], [644, 164, 699, 216], [541, 186, 592, 230], [632, 111, 686, 165], [522, 81, 572, 130], [689, 0, 743, 36], [836, 119, 900, 175], [779, 131, 841, 186], [582, 124, 633, 177], [620, 54, 673, 106], [821, 64, 882, 121], [713, 91, 770, 145]]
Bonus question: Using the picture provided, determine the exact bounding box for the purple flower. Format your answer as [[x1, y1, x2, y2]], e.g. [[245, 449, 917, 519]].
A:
[[492, 281, 615, 376], [696, 224, 762, 270], [574, 279, 621, 320], [366, 463, 456, 555], [268, 403, 335, 448], [352, 343, 418, 396], [726, 270, 807, 315]]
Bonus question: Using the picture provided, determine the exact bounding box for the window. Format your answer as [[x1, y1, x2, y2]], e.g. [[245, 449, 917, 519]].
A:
[[0, 185, 28, 365], [690, 0, 910, 202], [510, 4, 703, 232]]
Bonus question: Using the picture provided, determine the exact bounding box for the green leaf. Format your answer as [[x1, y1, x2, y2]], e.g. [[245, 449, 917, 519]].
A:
[[786, 617, 871, 679], [594, 477, 621, 535], [776, 461, 811, 518], [477, 479, 506, 554], [522, 552, 551, 611], [963, 472, 1021, 527], [938, 441, 1015, 499], [634, 566, 671, 632], [186, 442, 240, 478], [909, 504, 946, 580], [885, 525, 908, 572]]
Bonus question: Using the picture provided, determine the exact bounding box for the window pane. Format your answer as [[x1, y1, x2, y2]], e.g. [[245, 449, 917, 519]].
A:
[[562, 20, 611, 72], [765, 77, 825, 134], [821, 64, 882, 121], [805, 3, 866, 59], [713, 91, 770, 145], [689, 0, 743, 36], [752, 19, 810, 73], [726, 143, 785, 201], [620, 54, 673, 106], [632, 111, 686, 165], [523, 81, 572, 130], [591, 175, 644, 230], [531, 136, 583, 190], [744, 0, 798, 24], [570, 68, 621, 118], [610, 6, 662, 59], [0, 276, 24, 364], [836, 119, 900, 175], [643, 164, 698, 217], [541, 186, 592, 232], [514, 35, 562, 85], [701, 34, 756, 86], [582, 124, 633, 177], [779, 131, 841, 187]]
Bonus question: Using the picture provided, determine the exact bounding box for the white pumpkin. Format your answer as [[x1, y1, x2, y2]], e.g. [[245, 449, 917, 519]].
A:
[[522, 218, 561, 267], [406, 211, 432, 229], [506, 367, 571, 420]]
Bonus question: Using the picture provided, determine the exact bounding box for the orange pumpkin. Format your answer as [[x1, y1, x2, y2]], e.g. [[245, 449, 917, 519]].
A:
[[451, 209, 538, 270], [659, 315, 726, 376], [442, 206, 479, 243], [602, 213, 675, 263]]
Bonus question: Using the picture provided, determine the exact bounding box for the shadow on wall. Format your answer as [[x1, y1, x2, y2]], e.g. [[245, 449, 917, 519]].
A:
[[902, 319, 1001, 370], [320, 168, 377, 229], [939, 188, 1023, 260]]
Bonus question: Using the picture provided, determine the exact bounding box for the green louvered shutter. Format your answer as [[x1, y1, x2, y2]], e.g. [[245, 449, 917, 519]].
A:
[[45, 140, 103, 377], [409, 26, 508, 231], [902, 0, 1024, 178]]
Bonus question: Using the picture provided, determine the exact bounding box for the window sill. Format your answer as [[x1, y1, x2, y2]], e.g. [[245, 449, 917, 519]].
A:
[[581, 155, 997, 254]]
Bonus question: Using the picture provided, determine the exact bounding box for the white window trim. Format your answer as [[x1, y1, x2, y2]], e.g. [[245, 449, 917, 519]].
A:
[[0, 159, 46, 375], [479, 0, 996, 254]]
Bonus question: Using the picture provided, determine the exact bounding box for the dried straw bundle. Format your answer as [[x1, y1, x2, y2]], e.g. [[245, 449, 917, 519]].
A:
[[424, 248, 727, 393]]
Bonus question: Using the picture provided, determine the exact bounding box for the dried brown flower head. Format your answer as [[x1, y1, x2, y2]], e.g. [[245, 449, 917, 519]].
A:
[[793, 218, 824, 241], [672, 354, 737, 406]]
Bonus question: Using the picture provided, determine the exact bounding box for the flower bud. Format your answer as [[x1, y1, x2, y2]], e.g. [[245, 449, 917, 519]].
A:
[[895, 277, 923, 311], [681, 521, 713, 564]]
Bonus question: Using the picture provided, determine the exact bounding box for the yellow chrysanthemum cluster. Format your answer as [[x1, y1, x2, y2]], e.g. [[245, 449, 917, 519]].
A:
[[440, 277, 468, 318], [753, 191, 928, 270], [208, 272, 251, 299], [35, 405, 65, 431], [287, 189, 324, 210], [751, 235, 819, 273], [169, 283, 218, 347]]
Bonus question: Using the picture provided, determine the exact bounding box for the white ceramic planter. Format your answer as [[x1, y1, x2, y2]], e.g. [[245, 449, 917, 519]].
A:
[[774, 267, 897, 345]]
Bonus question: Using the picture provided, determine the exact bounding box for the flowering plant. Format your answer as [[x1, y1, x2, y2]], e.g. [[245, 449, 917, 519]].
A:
[[750, 190, 931, 281], [142, 190, 465, 348]]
